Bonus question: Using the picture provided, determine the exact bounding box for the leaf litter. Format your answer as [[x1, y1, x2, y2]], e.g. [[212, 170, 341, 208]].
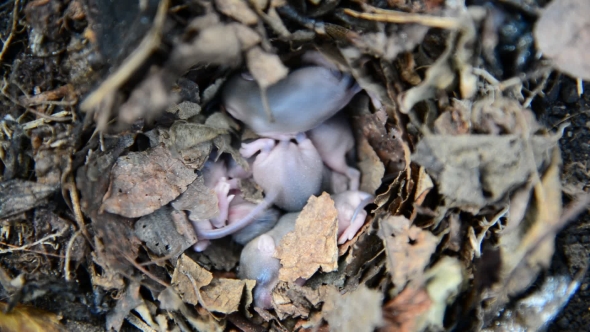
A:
[[0, 0, 589, 331]]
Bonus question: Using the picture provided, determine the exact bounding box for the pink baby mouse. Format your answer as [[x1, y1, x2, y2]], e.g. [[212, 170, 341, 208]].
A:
[[239, 191, 373, 308], [195, 134, 323, 240], [239, 212, 300, 309], [222, 66, 361, 138], [308, 114, 360, 191]]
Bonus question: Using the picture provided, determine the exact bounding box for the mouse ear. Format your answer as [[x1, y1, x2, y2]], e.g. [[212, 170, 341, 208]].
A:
[[257, 234, 276, 255]]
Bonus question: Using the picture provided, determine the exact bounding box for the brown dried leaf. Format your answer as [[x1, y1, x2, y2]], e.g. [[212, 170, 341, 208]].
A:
[[134, 207, 197, 257], [276, 193, 339, 282], [172, 177, 219, 221], [0, 179, 56, 219], [412, 135, 556, 213], [322, 285, 384, 332], [166, 101, 202, 120], [535, 0, 590, 80], [0, 303, 63, 332], [357, 137, 385, 194], [231, 23, 262, 50], [413, 167, 434, 206], [106, 282, 143, 331], [170, 122, 228, 151], [378, 215, 439, 290], [355, 112, 407, 174], [101, 146, 197, 218], [271, 282, 328, 319], [246, 47, 288, 89], [201, 278, 256, 314], [215, 0, 258, 25], [381, 286, 432, 332], [171, 254, 213, 305]]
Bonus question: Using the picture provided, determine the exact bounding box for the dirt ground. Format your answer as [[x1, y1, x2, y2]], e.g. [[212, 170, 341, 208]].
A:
[[0, 0, 589, 331]]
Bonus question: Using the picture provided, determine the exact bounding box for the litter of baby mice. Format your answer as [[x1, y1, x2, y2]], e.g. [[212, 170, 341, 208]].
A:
[[192, 55, 373, 251], [14, 1, 590, 331]]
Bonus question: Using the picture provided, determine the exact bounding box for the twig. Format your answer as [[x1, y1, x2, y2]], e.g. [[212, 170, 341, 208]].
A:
[[126, 313, 157, 332], [0, 226, 69, 254], [344, 6, 460, 29], [64, 230, 82, 281], [80, 0, 170, 111], [0, 0, 21, 63]]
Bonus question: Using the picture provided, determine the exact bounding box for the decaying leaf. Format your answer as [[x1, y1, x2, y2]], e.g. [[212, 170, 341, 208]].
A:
[[134, 206, 197, 258], [171, 254, 213, 306], [381, 286, 432, 332], [412, 135, 556, 213], [0, 179, 56, 219], [420, 257, 464, 331], [0, 303, 63, 332], [323, 285, 384, 332], [171, 176, 219, 221], [101, 145, 197, 218], [378, 215, 439, 290], [201, 278, 256, 314], [246, 46, 289, 90], [357, 137, 385, 194], [485, 149, 563, 317], [166, 101, 202, 119], [271, 282, 329, 320], [535, 0, 590, 80], [276, 193, 339, 282], [214, 0, 258, 25], [482, 275, 581, 331], [170, 254, 253, 314], [106, 282, 143, 332], [170, 121, 228, 151]]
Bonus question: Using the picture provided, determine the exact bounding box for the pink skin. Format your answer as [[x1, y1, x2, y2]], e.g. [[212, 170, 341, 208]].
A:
[[240, 192, 372, 308], [239, 212, 299, 309], [196, 134, 323, 240], [307, 114, 360, 191], [222, 66, 361, 138], [332, 191, 374, 244]]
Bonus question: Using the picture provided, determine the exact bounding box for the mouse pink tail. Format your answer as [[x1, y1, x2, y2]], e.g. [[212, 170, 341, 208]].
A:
[[351, 194, 374, 225], [196, 191, 278, 240]]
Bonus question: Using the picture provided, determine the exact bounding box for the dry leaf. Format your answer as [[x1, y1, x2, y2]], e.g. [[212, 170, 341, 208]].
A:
[[134, 207, 197, 257], [535, 0, 590, 80], [106, 282, 143, 331], [215, 0, 258, 25], [171, 177, 219, 221], [378, 215, 439, 290], [0, 179, 56, 218], [412, 135, 555, 213], [381, 286, 432, 332], [166, 101, 202, 119], [171, 254, 213, 305], [201, 278, 256, 314], [101, 146, 197, 218], [0, 303, 64, 332], [276, 193, 339, 282], [246, 47, 288, 89], [357, 137, 385, 194], [482, 276, 580, 331], [421, 257, 463, 331], [170, 121, 228, 151], [322, 285, 384, 332]]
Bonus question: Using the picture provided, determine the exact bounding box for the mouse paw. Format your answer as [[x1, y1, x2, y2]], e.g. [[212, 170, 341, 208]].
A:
[[240, 139, 276, 158], [211, 178, 235, 228], [192, 219, 213, 252], [347, 167, 361, 191], [337, 209, 367, 244]]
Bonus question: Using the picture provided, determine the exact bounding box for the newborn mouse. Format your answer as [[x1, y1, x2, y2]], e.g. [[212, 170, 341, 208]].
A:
[[332, 190, 374, 244], [222, 66, 361, 138], [239, 212, 299, 309], [195, 134, 323, 240], [308, 114, 360, 191]]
